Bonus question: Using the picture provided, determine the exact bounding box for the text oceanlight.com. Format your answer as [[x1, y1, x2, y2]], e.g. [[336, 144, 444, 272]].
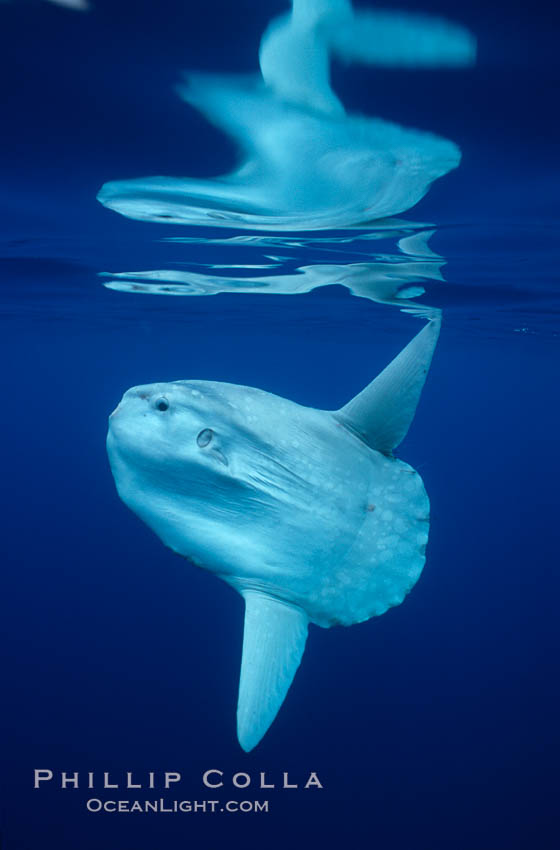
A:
[[33, 769, 324, 814], [86, 799, 269, 814]]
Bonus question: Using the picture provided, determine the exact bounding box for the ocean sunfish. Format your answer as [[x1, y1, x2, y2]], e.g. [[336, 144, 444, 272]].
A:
[[107, 316, 440, 750]]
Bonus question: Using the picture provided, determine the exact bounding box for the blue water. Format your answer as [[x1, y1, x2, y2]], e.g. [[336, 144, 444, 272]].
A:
[[1, 1, 559, 849]]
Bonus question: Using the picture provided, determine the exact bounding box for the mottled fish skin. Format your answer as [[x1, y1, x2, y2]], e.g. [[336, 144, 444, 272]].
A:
[[108, 378, 429, 627], [106, 317, 440, 749]]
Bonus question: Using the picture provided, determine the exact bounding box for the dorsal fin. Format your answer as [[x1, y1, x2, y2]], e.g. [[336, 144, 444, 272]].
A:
[[237, 591, 308, 752], [334, 314, 441, 454]]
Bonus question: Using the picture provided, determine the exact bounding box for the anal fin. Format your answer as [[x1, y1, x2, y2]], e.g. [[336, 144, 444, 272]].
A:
[[237, 591, 308, 752]]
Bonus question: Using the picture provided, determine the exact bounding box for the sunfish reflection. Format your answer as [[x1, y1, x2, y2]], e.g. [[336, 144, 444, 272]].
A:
[[97, 1, 476, 230], [102, 259, 442, 315], [101, 226, 443, 314]]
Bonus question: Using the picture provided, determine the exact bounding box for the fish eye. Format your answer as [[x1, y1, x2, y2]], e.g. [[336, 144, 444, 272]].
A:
[[197, 428, 214, 448], [154, 397, 169, 412]]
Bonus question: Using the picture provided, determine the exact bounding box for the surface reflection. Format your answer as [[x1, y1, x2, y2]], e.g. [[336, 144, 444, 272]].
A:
[[97, 1, 475, 230], [101, 225, 442, 317]]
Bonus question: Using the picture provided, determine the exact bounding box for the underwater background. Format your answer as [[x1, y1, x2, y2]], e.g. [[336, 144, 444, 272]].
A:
[[1, 0, 559, 848]]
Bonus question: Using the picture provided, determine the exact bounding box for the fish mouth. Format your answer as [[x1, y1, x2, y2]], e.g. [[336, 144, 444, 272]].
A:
[[108, 385, 161, 421]]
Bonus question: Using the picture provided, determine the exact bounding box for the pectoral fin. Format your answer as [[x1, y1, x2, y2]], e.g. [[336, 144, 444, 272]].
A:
[[237, 591, 308, 752], [335, 314, 441, 454]]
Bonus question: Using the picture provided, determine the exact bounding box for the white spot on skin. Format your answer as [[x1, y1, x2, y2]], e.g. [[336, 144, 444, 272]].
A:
[[108, 375, 432, 636]]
